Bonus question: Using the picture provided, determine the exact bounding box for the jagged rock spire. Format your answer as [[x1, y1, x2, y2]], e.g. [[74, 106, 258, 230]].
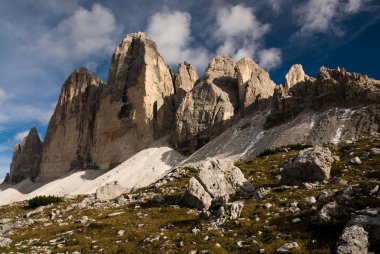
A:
[[8, 128, 42, 183]]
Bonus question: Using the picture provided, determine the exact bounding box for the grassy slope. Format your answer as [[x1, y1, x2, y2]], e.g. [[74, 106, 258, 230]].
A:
[[0, 138, 379, 254]]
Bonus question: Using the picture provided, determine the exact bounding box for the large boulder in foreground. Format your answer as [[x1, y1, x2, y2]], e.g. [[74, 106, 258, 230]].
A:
[[183, 160, 254, 210], [95, 181, 124, 200], [281, 146, 334, 185], [336, 225, 369, 254], [8, 128, 42, 183]]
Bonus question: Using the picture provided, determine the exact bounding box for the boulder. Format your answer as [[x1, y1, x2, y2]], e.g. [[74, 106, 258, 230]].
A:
[[182, 160, 254, 210], [95, 182, 124, 200], [217, 201, 244, 220], [336, 225, 369, 254], [317, 201, 340, 224], [8, 128, 42, 183], [281, 146, 334, 185], [347, 208, 380, 248], [369, 148, 380, 156], [0, 236, 12, 248], [277, 242, 299, 253]]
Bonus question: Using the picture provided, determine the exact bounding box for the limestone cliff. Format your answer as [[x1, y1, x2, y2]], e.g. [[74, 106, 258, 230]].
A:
[[173, 62, 198, 109], [37, 68, 104, 181], [266, 65, 380, 128], [91, 32, 175, 170], [8, 128, 42, 183], [235, 58, 276, 113], [37, 33, 176, 181]]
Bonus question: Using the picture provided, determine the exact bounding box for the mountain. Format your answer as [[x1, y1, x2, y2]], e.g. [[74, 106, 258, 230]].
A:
[[4, 32, 380, 185], [0, 32, 379, 253]]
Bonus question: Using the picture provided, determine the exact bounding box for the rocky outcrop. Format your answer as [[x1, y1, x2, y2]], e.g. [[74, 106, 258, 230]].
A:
[[182, 160, 254, 210], [95, 182, 124, 200], [8, 128, 42, 183], [266, 65, 380, 128], [173, 56, 276, 154], [37, 68, 104, 181], [173, 62, 198, 109], [281, 146, 334, 185], [91, 32, 175, 170], [173, 56, 238, 154], [235, 58, 276, 113]]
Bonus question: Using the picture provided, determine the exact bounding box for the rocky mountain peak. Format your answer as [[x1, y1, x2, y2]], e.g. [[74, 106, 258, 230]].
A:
[[284, 64, 313, 89], [173, 62, 199, 109], [204, 55, 236, 81], [235, 57, 276, 113], [8, 127, 42, 183]]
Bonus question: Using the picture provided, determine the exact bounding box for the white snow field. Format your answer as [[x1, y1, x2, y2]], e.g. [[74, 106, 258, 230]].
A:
[[0, 137, 186, 206]]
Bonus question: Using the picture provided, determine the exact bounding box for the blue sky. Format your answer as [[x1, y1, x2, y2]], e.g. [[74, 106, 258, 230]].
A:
[[0, 0, 379, 178]]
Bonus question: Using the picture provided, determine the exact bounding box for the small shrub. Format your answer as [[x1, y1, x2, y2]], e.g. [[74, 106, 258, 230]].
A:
[[258, 143, 313, 157], [27, 195, 62, 209]]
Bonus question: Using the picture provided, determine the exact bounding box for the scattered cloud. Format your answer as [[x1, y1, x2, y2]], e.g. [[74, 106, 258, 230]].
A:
[[0, 88, 8, 103], [296, 0, 370, 36], [14, 130, 29, 142], [33, 4, 118, 65], [258, 48, 282, 70], [214, 4, 270, 60], [267, 0, 284, 13], [146, 9, 210, 70]]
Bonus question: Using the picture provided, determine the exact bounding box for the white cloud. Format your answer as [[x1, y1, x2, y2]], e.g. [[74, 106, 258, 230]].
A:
[[214, 4, 270, 60], [14, 130, 29, 142], [345, 0, 364, 13], [0, 88, 8, 103], [258, 48, 282, 70], [146, 10, 210, 70], [296, 0, 369, 35], [34, 4, 117, 64], [267, 0, 284, 13]]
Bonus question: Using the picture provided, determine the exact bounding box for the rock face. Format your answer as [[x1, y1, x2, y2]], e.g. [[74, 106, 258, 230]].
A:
[[182, 160, 254, 210], [235, 57, 276, 113], [173, 62, 198, 109], [91, 32, 175, 170], [173, 56, 276, 154], [281, 146, 334, 185], [38, 68, 104, 181], [95, 181, 124, 200], [37, 33, 176, 181], [173, 56, 238, 154], [267, 65, 380, 128], [8, 128, 42, 183]]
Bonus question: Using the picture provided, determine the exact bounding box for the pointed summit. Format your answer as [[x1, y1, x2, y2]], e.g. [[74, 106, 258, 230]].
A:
[[284, 64, 312, 89], [9, 128, 42, 183], [235, 57, 276, 113]]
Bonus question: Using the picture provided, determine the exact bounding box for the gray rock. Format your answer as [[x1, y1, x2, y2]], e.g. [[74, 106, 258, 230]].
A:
[[0, 236, 12, 248], [350, 157, 362, 165], [217, 201, 244, 220], [369, 148, 380, 156], [95, 181, 124, 200], [281, 146, 334, 185], [183, 160, 254, 210], [317, 201, 340, 224], [277, 242, 299, 253], [336, 225, 368, 254]]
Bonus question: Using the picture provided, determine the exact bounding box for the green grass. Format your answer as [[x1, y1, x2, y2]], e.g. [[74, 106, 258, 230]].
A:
[[0, 137, 379, 253], [27, 195, 63, 209]]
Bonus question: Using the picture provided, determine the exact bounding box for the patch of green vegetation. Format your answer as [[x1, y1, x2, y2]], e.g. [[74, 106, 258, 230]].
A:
[[258, 143, 313, 157], [27, 195, 63, 209]]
